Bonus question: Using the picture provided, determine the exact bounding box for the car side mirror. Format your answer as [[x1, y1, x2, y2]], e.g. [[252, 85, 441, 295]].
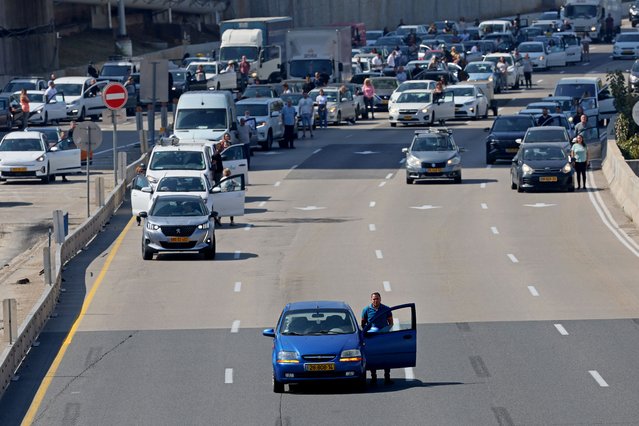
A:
[[49, 146, 59, 152], [141, 186, 153, 193], [262, 328, 275, 337], [402, 147, 408, 153], [271, 111, 279, 117], [483, 127, 490, 132], [512, 158, 518, 163], [516, 138, 522, 144], [211, 210, 219, 218], [365, 326, 380, 335], [212, 187, 221, 193], [459, 147, 466, 153], [139, 211, 148, 218]]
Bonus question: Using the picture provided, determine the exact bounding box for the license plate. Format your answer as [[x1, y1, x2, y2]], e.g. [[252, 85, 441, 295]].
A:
[[305, 363, 335, 372], [169, 237, 190, 242], [539, 176, 557, 182], [506, 148, 519, 153], [427, 168, 443, 173], [10, 167, 27, 172], [381, 99, 388, 104], [403, 115, 412, 120]]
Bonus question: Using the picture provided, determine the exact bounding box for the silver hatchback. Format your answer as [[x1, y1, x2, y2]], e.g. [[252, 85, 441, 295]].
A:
[[403, 128, 463, 184], [140, 194, 216, 260]]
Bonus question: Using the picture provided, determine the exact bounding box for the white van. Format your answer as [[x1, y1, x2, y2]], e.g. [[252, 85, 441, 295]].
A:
[[54, 76, 108, 121], [478, 20, 514, 37], [173, 91, 238, 142], [553, 77, 616, 123]]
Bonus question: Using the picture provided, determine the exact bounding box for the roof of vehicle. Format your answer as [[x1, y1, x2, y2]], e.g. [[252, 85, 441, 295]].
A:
[[3, 131, 45, 139], [7, 77, 46, 82], [526, 125, 566, 132], [54, 76, 93, 84], [151, 143, 208, 152], [151, 193, 206, 202], [284, 300, 352, 311], [556, 77, 601, 84], [236, 97, 282, 105]]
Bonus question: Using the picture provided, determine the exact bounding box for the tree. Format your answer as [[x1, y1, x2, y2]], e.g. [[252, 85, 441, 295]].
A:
[[606, 71, 639, 159]]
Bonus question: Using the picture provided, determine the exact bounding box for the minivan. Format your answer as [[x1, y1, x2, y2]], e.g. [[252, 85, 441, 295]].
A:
[[478, 20, 514, 37], [173, 91, 238, 142], [553, 77, 616, 124], [235, 98, 284, 150]]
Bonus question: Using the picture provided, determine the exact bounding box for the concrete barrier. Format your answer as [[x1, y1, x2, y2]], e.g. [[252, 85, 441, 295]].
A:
[[602, 117, 639, 227], [0, 155, 147, 400]]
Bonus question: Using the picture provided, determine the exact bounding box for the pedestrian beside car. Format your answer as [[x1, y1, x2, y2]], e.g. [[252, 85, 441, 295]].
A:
[[19, 88, 30, 129], [572, 106, 585, 124], [48, 73, 56, 86], [281, 98, 297, 148], [302, 75, 315, 94], [134, 163, 147, 225], [574, 114, 589, 136], [315, 88, 328, 128], [386, 50, 397, 70], [282, 83, 291, 94], [87, 61, 99, 79], [239, 55, 250, 89], [581, 33, 591, 61], [570, 134, 589, 190], [605, 13, 614, 42], [313, 72, 323, 88], [219, 168, 237, 226], [298, 91, 314, 138], [361, 292, 394, 385], [395, 66, 407, 83], [371, 52, 383, 72], [362, 78, 376, 120], [536, 108, 553, 126], [44, 81, 57, 103], [496, 57, 508, 92], [237, 118, 251, 146], [212, 138, 226, 185], [195, 65, 206, 82], [522, 54, 533, 89]]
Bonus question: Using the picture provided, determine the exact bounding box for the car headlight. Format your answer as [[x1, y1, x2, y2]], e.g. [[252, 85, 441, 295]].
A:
[[591, 26, 597, 32], [539, 55, 545, 61], [522, 163, 534, 174], [631, 74, 639, 83], [146, 221, 160, 230], [389, 107, 398, 114], [257, 121, 267, 127], [197, 221, 210, 230], [276, 350, 299, 364], [407, 154, 421, 167], [251, 71, 258, 78], [339, 349, 362, 362], [147, 175, 158, 184], [562, 162, 572, 173], [488, 75, 493, 82], [329, 106, 337, 113], [447, 156, 461, 165], [420, 107, 430, 114], [36, 154, 46, 162]]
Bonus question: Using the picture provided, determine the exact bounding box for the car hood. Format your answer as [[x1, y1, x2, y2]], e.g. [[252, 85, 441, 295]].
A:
[[410, 150, 457, 162], [173, 129, 227, 141], [277, 332, 360, 356], [522, 159, 570, 169], [0, 151, 45, 162], [146, 215, 210, 226], [393, 102, 433, 109], [455, 95, 476, 103], [467, 72, 493, 80], [614, 41, 639, 49], [152, 191, 208, 202], [488, 131, 527, 140]]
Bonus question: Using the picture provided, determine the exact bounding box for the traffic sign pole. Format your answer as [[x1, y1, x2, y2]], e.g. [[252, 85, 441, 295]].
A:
[[112, 110, 118, 185], [102, 83, 128, 186]]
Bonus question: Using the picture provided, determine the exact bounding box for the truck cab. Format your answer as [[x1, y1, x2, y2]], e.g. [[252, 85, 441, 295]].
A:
[[561, 0, 622, 41]]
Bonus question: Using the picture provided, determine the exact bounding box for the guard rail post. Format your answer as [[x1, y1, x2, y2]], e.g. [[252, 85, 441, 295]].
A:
[[95, 176, 105, 207], [2, 299, 17, 344], [117, 152, 127, 183]]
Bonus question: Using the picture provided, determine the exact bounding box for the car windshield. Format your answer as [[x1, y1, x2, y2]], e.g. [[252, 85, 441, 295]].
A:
[[3, 82, 36, 92], [554, 83, 595, 99], [156, 176, 206, 192], [397, 82, 433, 92], [563, 35, 579, 46], [170, 71, 187, 82], [100, 65, 131, 77], [310, 90, 338, 102], [465, 63, 493, 73], [55, 83, 83, 96], [240, 104, 268, 117], [523, 146, 566, 161], [279, 309, 356, 335], [616, 34, 639, 43], [524, 129, 567, 143], [492, 117, 533, 132], [539, 12, 559, 20], [376, 36, 404, 46], [372, 79, 398, 89], [174, 108, 227, 130], [149, 151, 205, 171], [243, 87, 275, 98], [281, 94, 302, 105], [519, 43, 544, 52], [412, 134, 453, 151], [219, 46, 259, 62], [447, 87, 475, 97], [187, 63, 219, 75], [0, 138, 45, 152], [397, 92, 432, 103], [288, 59, 333, 79], [485, 56, 513, 66], [563, 5, 597, 18], [150, 198, 207, 217]]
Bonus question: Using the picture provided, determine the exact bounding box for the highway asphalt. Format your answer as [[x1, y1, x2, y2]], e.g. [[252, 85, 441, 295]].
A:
[[2, 41, 639, 426]]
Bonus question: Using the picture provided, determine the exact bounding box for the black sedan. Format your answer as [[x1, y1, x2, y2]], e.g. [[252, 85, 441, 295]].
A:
[[510, 143, 575, 192], [485, 114, 536, 164], [0, 93, 25, 131]]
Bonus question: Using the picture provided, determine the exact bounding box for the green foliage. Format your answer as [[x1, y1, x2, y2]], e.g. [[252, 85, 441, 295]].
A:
[[607, 71, 639, 159]]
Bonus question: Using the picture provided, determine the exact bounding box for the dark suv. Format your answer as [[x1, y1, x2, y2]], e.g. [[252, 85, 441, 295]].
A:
[[485, 114, 536, 164]]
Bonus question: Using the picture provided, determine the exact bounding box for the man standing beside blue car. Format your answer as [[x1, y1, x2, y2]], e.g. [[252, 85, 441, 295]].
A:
[[361, 292, 394, 385]]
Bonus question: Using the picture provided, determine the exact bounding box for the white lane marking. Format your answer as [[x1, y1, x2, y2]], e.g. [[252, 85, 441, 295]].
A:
[[524, 203, 556, 208], [258, 201, 266, 207], [385, 173, 393, 179], [345, 134, 354, 138], [480, 183, 486, 189], [274, 181, 281, 187], [582, 62, 590, 66], [589, 370, 609, 387], [507, 254, 519, 263], [404, 367, 415, 380], [369, 201, 376, 208], [231, 320, 241, 333], [244, 224, 252, 231], [378, 181, 386, 187], [554, 324, 569, 335], [290, 164, 298, 170], [537, 79, 544, 83], [383, 281, 392, 292], [234, 282, 242, 292], [410, 205, 441, 210], [481, 203, 488, 210], [527, 285, 539, 296], [225, 368, 233, 384], [587, 172, 639, 258], [559, 70, 566, 74], [486, 164, 492, 169], [375, 250, 383, 259], [295, 206, 326, 211], [369, 224, 376, 231], [491, 226, 499, 235], [234, 250, 241, 259], [313, 148, 322, 154], [399, 158, 406, 164]]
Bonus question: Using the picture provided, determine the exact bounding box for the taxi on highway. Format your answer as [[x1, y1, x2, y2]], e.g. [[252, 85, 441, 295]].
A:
[[403, 127, 463, 184]]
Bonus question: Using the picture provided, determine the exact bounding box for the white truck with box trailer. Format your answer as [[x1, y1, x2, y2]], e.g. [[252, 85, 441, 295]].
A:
[[561, 0, 622, 42], [219, 17, 292, 84], [285, 27, 352, 84]]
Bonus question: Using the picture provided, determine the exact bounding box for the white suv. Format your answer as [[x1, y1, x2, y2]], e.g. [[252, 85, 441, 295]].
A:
[[236, 98, 284, 151]]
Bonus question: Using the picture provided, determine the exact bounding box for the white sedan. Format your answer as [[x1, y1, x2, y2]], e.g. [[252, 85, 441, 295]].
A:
[[22, 91, 68, 125], [446, 85, 489, 120], [0, 131, 81, 183], [612, 32, 639, 59], [389, 80, 438, 109], [388, 89, 455, 127]]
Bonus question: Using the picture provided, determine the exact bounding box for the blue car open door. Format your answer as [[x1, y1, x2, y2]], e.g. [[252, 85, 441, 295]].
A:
[[363, 303, 416, 370]]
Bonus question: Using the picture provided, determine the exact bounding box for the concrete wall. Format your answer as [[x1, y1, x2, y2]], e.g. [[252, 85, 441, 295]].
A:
[[0, 0, 57, 82], [229, 0, 563, 28]]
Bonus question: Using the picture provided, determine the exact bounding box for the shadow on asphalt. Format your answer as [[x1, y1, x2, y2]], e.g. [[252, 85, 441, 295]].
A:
[[286, 379, 465, 395]]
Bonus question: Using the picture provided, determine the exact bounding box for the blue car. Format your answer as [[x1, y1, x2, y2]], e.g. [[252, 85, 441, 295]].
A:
[[262, 300, 416, 393]]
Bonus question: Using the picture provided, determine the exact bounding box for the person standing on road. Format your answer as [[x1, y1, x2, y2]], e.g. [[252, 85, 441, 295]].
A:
[[219, 168, 237, 226], [605, 13, 614, 42], [574, 114, 589, 137], [362, 78, 376, 120], [302, 74, 315, 94], [134, 163, 147, 225], [237, 118, 251, 146], [239, 55, 250, 90], [522, 54, 533, 89], [316, 88, 328, 128], [571, 134, 589, 190], [581, 33, 591, 61], [361, 292, 394, 385], [281, 98, 297, 149], [212, 138, 227, 186], [20, 88, 30, 129], [298, 91, 314, 138], [44, 81, 57, 103], [87, 61, 99, 79], [496, 57, 508, 92], [371, 52, 383, 72]]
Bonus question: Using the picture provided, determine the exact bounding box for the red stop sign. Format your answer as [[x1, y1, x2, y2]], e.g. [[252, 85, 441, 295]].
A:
[[102, 82, 128, 110]]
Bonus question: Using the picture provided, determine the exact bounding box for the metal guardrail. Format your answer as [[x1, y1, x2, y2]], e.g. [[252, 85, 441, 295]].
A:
[[0, 155, 147, 400]]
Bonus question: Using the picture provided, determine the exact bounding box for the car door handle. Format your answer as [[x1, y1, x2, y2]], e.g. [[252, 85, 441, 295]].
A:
[[403, 335, 412, 340], [238, 163, 247, 167]]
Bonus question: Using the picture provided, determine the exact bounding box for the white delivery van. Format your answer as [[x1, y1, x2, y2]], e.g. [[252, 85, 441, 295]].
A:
[[478, 20, 514, 37], [553, 77, 616, 124], [173, 91, 238, 142]]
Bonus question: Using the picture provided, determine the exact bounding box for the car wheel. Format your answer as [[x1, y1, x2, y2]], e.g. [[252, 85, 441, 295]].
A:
[[482, 105, 489, 119], [5, 115, 12, 130], [486, 153, 495, 165], [273, 375, 284, 393], [262, 131, 272, 151], [472, 109, 478, 120], [78, 107, 86, 122], [336, 111, 342, 125], [517, 182, 523, 193], [439, 119, 446, 126], [513, 79, 520, 90], [40, 165, 50, 184], [43, 112, 48, 126], [142, 240, 154, 260], [511, 176, 517, 190], [216, 82, 221, 90], [355, 375, 367, 392], [390, 122, 396, 127], [203, 236, 216, 259], [429, 113, 435, 125], [568, 185, 575, 192], [355, 105, 360, 119], [454, 174, 462, 184], [406, 176, 414, 184]]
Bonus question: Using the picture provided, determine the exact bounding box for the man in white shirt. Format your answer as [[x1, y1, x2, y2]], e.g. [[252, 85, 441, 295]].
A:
[[386, 51, 396, 69], [371, 53, 383, 71], [44, 81, 57, 103], [298, 92, 314, 137]]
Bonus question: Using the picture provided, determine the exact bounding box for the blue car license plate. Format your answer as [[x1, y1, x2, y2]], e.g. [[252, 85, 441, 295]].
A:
[[304, 363, 335, 371]]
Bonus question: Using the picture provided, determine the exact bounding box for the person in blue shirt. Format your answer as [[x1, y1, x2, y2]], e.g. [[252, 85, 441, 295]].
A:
[[281, 98, 297, 149], [361, 292, 394, 385]]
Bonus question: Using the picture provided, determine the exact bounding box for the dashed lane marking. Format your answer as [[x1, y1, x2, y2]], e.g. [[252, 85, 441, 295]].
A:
[[528, 286, 539, 296], [234, 282, 241, 292], [589, 370, 609, 387], [225, 368, 233, 384], [375, 250, 383, 259], [383, 281, 392, 292], [507, 254, 519, 263], [554, 324, 569, 335]]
